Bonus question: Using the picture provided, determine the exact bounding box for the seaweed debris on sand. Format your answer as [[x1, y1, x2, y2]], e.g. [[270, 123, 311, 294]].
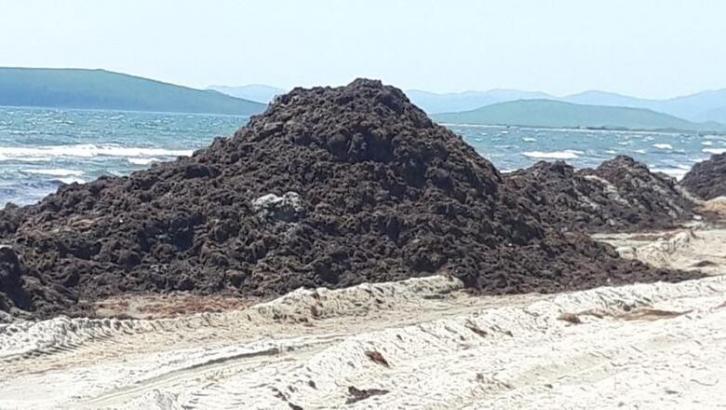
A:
[[681, 152, 726, 200], [505, 156, 696, 233], [0, 80, 699, 319]]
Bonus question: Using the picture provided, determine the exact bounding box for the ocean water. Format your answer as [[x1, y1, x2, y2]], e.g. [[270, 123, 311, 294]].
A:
[[0, 107, 247, 206], [1, 107, 724, 207], [453, 124, 725, 178]]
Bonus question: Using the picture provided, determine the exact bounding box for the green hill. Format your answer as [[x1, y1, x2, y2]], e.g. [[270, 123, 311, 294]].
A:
[[0, 67, 266, 115], [434, 99, 725, 133]]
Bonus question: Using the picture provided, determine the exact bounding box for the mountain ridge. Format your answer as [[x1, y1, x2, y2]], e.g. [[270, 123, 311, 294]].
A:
[[403, 89, 552, 114], [211, 83, 726, 124], [559, 89, 726, 124], [433, 99, 726, 133], [0, 67, 266, 115]]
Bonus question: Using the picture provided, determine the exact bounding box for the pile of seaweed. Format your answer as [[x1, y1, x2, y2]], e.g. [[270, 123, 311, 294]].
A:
[[0, 80, 697, 319], [681, 152, 726, 200], [505, 156, 696, 233]]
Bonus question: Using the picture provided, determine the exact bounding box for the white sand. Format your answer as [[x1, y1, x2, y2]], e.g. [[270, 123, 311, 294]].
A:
[[1, 227, 725, 409]]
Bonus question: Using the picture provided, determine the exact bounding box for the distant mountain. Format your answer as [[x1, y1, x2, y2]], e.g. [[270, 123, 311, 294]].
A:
[[210, 80, 726, 125], [0, 68, 266, 115], [403, 88, 726, 125], [701, 106, 726, 124], [561, 90, 650, 108], [404, 89, 553, 114], [433, 99, 725, 133], [208, 84, 286, 104], [658, 89, 726, 123], [561, 89, 726, 124]]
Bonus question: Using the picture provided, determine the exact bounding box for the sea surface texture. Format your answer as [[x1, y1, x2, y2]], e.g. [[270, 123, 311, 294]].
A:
[[0, 107, 722, 206]]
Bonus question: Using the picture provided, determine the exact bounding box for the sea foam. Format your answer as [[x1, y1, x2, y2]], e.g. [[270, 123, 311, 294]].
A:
[[54, 177, 86, 185], [21, 169, 84, 177], [0, 144, 193, 161], [522, 150, 583, 160], [651, 168, 688, 180], [127, 157, 162, 165], [703, 148, 726, 155]]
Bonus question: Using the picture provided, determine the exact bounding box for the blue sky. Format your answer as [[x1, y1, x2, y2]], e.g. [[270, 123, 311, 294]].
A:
[[0, 0, 724, 97]]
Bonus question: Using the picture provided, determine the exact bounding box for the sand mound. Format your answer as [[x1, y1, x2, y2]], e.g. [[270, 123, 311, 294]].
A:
[[506, 156, 695, 233], [0, 80, 698, 319], [702, 196, 726, 216], [681, 152, 726, 200]]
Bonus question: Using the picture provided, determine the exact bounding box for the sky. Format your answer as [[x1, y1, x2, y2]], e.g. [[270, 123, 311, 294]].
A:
[[0, 0, 724, 98]]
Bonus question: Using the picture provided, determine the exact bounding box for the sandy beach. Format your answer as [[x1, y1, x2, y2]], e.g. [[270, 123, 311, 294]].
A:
[[2, 224, 725, 409]]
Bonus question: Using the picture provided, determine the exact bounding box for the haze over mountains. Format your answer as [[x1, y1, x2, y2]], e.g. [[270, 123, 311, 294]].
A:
[[207, 84, 286, 105], [562, 90, 726, 124], [212, 84, 726, 126], [404, 89, 552, 114], [424, 89, 726, 125]]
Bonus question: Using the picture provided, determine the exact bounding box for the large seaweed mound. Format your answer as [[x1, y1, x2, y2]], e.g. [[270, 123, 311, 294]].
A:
[[505, 156, 695, 233], [0, 80, 696, 319], [681, 152, 726, 200]]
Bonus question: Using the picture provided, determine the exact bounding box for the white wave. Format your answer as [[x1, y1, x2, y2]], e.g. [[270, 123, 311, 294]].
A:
[[11, 157, 52, 163], [702, 141, 714, 146], [21, 168, 84, 177], [633, 149, 647, 154], [703, 148, 726, 155], [522, 137, 537, 142], [653, 143, 673, 150], [127, 157, 162, 165], [522, 150, 583, 160], [651, 168, 688, 180], [0, 144, 193, 160], [55, 177, 86, 185], [605, 150, 617, 154]]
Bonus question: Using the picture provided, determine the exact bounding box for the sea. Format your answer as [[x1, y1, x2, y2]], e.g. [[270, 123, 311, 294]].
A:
[[1, 106, 724, 207]]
